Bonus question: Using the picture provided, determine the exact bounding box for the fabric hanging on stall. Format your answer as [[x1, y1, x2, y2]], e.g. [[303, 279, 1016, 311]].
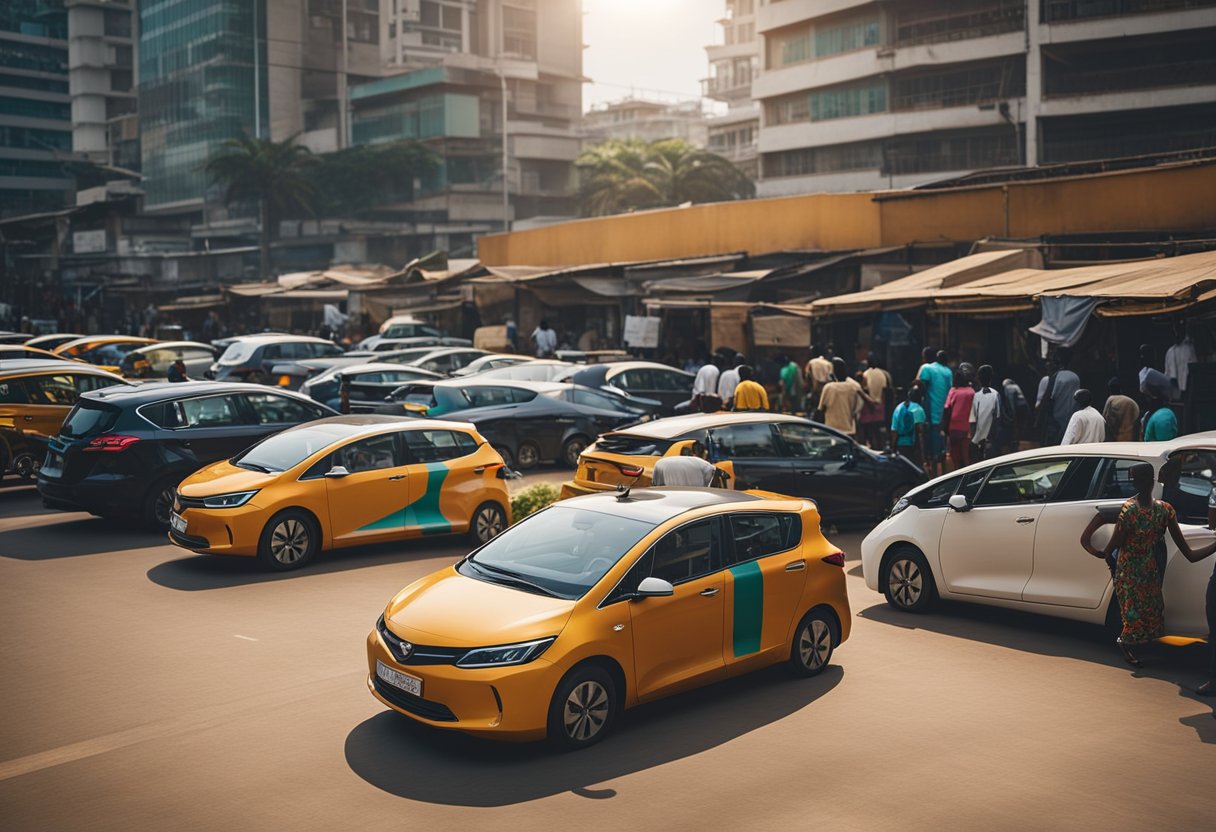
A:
[[752, 314, 811, 348], [710, 305, 750, 355], [1028, 295, 1101, 347]]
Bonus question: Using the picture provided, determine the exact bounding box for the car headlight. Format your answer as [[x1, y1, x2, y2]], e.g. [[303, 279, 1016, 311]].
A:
[[889, 496, 911, 518], [456, 637, 556, 668], [202, 490, 259, 508]]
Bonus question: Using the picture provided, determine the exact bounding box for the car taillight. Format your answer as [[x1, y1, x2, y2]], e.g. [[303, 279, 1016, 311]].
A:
[[618, 464, 644, 477], [821, 552, 845, 567], [84, 434, 141, 452]]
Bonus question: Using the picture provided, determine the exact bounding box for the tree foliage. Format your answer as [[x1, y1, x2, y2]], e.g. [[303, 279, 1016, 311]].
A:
[[575, 138, 755, 217], [205, 134, 317, 225], [305, 141, 439, 218]]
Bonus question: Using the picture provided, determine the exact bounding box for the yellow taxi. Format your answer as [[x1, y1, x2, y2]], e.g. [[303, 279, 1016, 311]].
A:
[[367, 486, 850, 749], [53, 335, 159, 371], [169, 415, 512, 570], [0, 359, 127, 440]]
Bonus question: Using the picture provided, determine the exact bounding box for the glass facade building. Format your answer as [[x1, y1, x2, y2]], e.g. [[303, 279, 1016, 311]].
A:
[[138, 0, 266, 210]]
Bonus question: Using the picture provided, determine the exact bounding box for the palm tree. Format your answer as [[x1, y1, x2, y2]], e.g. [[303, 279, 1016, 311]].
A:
[[575, 138, 755, 217], [206, 134, 316, 280]]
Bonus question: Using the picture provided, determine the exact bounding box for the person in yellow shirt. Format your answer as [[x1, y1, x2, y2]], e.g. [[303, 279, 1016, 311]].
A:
[[732, 365, 769, 412]]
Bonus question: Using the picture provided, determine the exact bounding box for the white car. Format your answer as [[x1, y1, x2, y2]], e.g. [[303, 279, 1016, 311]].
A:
[[861, 437, 1216, 637]]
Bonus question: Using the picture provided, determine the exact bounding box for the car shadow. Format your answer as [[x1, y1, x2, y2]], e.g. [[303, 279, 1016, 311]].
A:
[[0, 515, 166, 559], [344, 664, 843, 806], [146, 537, 463, 591], [0, 481, 48, 518], [858, 599, 1214, 742]]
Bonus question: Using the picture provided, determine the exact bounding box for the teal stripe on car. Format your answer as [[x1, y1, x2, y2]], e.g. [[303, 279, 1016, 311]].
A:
[[356, 463, 451, 534], [729, 560, 763, 657]]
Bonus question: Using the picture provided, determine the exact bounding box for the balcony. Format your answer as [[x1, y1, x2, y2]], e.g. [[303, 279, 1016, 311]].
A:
[[701, 76, 753, 101], [1041, 0, 1216, 23], [893, 1, 1025, 48]]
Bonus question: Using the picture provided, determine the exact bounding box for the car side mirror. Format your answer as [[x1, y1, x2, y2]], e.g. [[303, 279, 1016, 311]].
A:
[[634, 577, 674, 598], [324, 465, 350, 479], [495, 466, 523, 480], [949, 494, 970, 512]]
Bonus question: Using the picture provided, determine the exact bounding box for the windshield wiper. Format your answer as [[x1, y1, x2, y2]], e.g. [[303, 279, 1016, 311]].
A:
[[235, 461, 274, 473], [466, 559, 560, 598]]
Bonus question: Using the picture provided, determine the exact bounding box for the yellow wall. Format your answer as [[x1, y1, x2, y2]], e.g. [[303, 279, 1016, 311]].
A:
[[477, 161, 1216, 267]]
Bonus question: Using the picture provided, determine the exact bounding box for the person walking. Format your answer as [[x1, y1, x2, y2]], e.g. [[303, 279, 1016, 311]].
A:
[[804, 345, 834, 412], [891, 387, 928, 470], [778, 354, 804, 414], [718, 355, 743, 411], [917, 350, 953, 475], [731, 365, 769, 412], [1082, 463, 1216, 667], [1035, 347, 1080, 446], [1060, 389, 1106, 445], [817, 357, 867, 436], [856, 371, 885, 449], [691, 356, 722, 413], [1102, 378, 1140, 441], [1142, 395, 1179, 441], [863, 357, 893, 447], [942, 370, 975, 470], [531, 319, 557, 358], [970, 365, 1001, 461]]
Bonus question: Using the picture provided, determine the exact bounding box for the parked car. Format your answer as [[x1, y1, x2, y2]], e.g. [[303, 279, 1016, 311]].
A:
[[300, 363, 444, 411], [860, 438, 1216, 637], [556, 361, 693, 415], [53, 335, 159, 370], [207, 335, 344, 382], [24, 333, 85, 351], [0, 344, 67, 362], [0, 359, 127, 442], [376, 378, 549, 419], [1, 426, 48, 480], [0, 332, 30, 344], [371, 346, 487, 373], [450, 354, 535, 377], [460, 360, 575, 383], [356, 316, 471, 351], [368, 486, 850, 748], [211, 332, 294, 352], [452, 382, 646, 469], [561, 412, 927, 524], [37, 381, 336, 527], [169, 415, 512, 569], [119, 341, 217, 379]]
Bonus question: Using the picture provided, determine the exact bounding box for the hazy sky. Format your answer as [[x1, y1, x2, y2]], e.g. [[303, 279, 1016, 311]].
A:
[[581, 0, 722, 112]]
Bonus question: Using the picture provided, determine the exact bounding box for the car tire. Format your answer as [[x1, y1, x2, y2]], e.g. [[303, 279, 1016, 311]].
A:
[[881, 546, 936, 613], [547, 664, 618, 751], [468, 502, 507, 547], [559, 435, 589, 469], [142, 477, 180, 529], [788, 608, 838, 677], [493, 444, 516, 469], [13, 451, 40, 481], [257, 509, 320, 571], [515, 441, 541, 470]]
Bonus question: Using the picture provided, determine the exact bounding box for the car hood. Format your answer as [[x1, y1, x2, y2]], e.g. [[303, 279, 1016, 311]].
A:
[[385, 567, 575, 647], [178, 460, 279, 497]]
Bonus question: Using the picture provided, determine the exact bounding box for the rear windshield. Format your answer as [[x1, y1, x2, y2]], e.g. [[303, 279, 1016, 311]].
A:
[[403, 389, 438, 406], [218, 341, 258, 366], [61, 401, 119, 438], [595, 434, 673, 456]]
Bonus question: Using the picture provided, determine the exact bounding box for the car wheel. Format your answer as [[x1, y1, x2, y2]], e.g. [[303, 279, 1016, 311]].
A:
[[143, 477, 180, 529], [789, 608, 837, 677], [257, 510, 319, 571], [12, 452, 40, 480], [468, 502, 507, 547], [492, 444, 516, 469], [515, 441, 541, 470], [560, 435, 589, 469], [547, 664, 618, 751], [882, 547, 936, 613]]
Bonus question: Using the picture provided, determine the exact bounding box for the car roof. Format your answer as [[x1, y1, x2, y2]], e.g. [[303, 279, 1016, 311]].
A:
[[334, 362, 441, 375], [55, 335, 156, 351], [429, 378, 566, 391], [602, 361, 692, 376], [79, 380, 315, 406], [274, 414, 480, 441], [223, 334, 335, 345], [558, 486, 766, 524], [609, 411, 806, 440], [0, 359, 117, 376], [128, 341, 215, 355]]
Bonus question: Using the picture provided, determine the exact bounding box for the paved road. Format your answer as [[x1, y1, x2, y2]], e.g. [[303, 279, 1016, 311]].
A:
[[0, 475, 1212, 832]]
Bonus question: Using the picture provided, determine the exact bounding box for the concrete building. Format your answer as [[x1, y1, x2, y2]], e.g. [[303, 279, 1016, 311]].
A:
[[753, 0, 1216, 196], [582, 98, 708, 147], [0, 1, 73, 217], [704, 0, 760, 179]]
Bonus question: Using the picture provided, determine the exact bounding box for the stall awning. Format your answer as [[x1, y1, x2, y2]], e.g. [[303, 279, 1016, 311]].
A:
[[157, 294, 226, 312]]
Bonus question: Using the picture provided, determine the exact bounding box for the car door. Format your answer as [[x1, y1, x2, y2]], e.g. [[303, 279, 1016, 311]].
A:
[[168, 394, 263, 463], [937, 457, 1072, 600], [1023, 457, 1132, 608], [706, 422, 792, 493], [623, 518, 726, 700], [776, 422, 872, 521], [722, 512, 807, 674], [323, 432, 411, 544], [399, 429, 469, 535], [19, 372, 81, 438]]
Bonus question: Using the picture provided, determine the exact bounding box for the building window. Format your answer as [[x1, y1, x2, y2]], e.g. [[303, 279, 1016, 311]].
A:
[[762, 141, 883, 178], [814, 16, 880, 58], [0, 96, 70, 121], [103, 9, 133, 39], [503, 4, 537, 60], [768, 26, 812, 69], [765, 92, 810, 125], [810, 80, 887, 121], [892, 58, 1025, 111], [894, 1, 1024, 48]]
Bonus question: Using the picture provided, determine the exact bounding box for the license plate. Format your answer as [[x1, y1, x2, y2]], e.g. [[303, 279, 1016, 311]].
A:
[[170, 512, 187, 534], [376, 660, 422, 697]]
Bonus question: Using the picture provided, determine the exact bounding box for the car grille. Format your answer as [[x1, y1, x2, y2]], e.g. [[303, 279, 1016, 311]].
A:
[[372, 676, 457, 722], [377, 616, 465, 666], [175, 491, 206, 510]]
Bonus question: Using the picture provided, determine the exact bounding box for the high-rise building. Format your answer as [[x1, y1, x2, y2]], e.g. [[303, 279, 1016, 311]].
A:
[[703, 0, 760, 179], [753, 0, 1216, 196], [0, 1, 73, 217], [66, 0, 136, 168], [582, 98, 708, 147]]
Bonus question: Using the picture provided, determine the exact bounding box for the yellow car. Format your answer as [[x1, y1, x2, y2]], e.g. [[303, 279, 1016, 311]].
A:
[[0, 360, 127, 442], [169, 416, 513, 570], [367, 486, 850, 749], [53, 335, 159, 372]]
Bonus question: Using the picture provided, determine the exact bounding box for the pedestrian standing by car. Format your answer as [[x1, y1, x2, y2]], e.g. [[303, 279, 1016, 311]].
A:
[[891, 386, 928, 469], [856, 370, 885, 449], [1060, 389, 1106, 445], [970, 365, 1001, 461], [167, 358, 189, 383], [917, 350, 953, 475], [778, 354, 804, 414], [691, 355, 722, 413], [531, 319, 557, 358], [718, 354, 743, 411], [818, 357, 867, 437], [1035, 348, 1080, 446], [731, 365, 769, 412], [1081, 463, 1216, 667], [942, 369, 975, 470], [650, 440, 728, 488], [1142, 394, 1179, 441], [804, 345, 833, 412], [1102, 378, 1140, 441]]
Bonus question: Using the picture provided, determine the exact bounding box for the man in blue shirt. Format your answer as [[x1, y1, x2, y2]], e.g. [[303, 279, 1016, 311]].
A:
[[891, 386, 928, 469], [917, 350, 953, 475]]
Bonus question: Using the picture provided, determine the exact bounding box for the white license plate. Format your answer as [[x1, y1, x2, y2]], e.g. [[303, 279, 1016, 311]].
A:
[[170, 512, 187, 534], [376, 660, 422, 697]]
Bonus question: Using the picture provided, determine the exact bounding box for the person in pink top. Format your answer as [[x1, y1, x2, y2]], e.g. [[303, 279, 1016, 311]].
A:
[[942, 370, 976, 471]]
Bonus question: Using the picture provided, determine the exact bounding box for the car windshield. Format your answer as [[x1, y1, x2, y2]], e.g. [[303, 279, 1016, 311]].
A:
[[232, 425, 349, 472], [460, 505, 655, 599]]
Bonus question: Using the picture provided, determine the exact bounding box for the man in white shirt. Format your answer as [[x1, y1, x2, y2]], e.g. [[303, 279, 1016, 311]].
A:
[[691, 357, 721, 413], [1061, 389, 1106, 445], [650, 441, 726, 487], [1164, 333, 1197, 395], [531, 320, 557, 358], [717, 356, 742, 410], [969, 364, 1001, 459]]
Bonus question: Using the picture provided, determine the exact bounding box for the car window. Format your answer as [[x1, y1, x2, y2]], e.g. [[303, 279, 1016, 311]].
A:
[[710, 423, 780, 459], [912, 475, 961, 509], [402, 429, 471, 463], [261, 344, 282, 360], [25, 374, 77, 405], [334, 434, 399, 473], [650, 518, 721, 585], [729, 514, 800, 563], [613, 369, 653, 391], [1054, 456, 1104, 502], [448, 351, 481, 369], [462, 386, 518, 408], [315, 343, 343, 357], [957, 469, 989, 504], [243, 393, 322, 425], [72, 373, 120, 394], [778, 423, 851, 461], [652, 369, 691, 391], [0, 378, 29, 404], [420, 355, 452, 373], [570, 388, 624, 411], [973, 459, 1071, 507], [178, 395, 246, 428], [1165, 449, 1216, 524]]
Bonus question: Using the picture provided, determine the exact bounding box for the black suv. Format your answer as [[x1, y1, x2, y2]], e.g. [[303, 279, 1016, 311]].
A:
[[37, 381, 336, 527]]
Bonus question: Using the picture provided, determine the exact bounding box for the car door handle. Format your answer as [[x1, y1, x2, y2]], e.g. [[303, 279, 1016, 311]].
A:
[[699, 587, 720, 597], [388, 474, 406, 481], [1016, 516, 1035, 524], [785, 560, 807, 572], [799, 470, 814, 476]]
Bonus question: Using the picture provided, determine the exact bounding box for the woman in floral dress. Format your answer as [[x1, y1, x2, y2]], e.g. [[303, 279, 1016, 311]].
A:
[[1083, 463, 1216, 667]]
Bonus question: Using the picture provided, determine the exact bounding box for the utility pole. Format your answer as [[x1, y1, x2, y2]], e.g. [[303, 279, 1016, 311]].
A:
[[500, 3, 510, 233], [338, 0, 349, 149]]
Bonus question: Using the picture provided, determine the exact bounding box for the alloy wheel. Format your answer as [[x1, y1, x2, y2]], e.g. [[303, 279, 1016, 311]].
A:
[[475, 506, 505, 542], [516, 443, 540, 469], [270, 519, 309, 565], [799, 619, 832, 670], [888, 557, 923, 608], [563, 680, 610, 742], [562, 438, 587, 468]]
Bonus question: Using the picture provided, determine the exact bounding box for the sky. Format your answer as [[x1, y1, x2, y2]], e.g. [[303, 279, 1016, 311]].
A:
[[581, 0, 723, 113]]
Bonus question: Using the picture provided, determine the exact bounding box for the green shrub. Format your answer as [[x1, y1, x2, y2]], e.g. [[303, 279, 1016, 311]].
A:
[[511, 483, 560, 522]]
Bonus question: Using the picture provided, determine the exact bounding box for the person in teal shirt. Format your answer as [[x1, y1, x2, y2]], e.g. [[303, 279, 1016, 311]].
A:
[[1143, 397, 1179, 441], [917, 350, 953, 474], [891, 387, 928, 467]]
